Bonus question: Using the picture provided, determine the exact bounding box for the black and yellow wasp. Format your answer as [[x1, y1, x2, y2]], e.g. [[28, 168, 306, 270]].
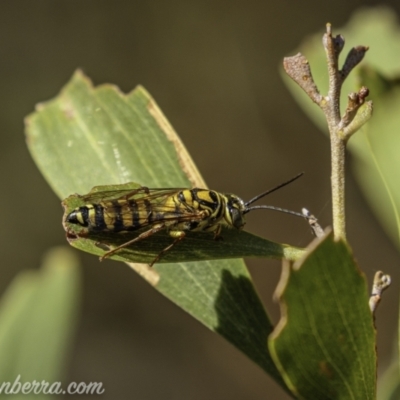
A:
[[65, 174, 306, 266]]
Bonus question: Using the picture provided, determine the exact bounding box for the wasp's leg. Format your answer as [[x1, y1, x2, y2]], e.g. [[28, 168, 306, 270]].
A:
[[150, 231, 186, 267], [213, 224, 223, 241], [100, 223, 165, 261]]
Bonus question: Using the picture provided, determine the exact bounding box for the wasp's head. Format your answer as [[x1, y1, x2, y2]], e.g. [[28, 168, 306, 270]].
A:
[[224, 194, 246, 229], [225, 173, 306, 230]]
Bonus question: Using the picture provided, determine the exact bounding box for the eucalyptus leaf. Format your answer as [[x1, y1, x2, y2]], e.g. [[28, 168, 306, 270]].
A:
[[377, 356, 400, 400], [269, 232, 376, 400], [0, 247, 81, 399], [25, 70, 307, 388]]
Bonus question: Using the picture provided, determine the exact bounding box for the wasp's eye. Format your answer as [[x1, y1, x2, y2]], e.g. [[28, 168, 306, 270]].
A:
[[227, 197, 245, 229], [231, 208, 243, 228]]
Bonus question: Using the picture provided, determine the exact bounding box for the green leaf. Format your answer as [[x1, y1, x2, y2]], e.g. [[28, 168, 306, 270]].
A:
[[350, 86, 400, 248], [269, 232, 376, 400], [377, 355, 400, 400], [25, 70, 302, 388], [0, 247, 81, 399]]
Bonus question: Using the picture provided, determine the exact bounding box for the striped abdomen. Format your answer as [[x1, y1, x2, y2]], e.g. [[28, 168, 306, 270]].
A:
[[66, 199, 158, 233]]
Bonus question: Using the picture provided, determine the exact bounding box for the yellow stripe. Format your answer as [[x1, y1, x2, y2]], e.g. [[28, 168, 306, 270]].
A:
[[87, 205, 96, 226]]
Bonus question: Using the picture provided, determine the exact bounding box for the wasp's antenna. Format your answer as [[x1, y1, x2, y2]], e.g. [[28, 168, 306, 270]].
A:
[[243, 205, 305, 218], [245, 172, 304, 207]]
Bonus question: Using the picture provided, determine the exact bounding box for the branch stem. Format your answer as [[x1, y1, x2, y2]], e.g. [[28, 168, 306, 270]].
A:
[[330, 133, 346, 240], [283, 23, 371, 242], [323, 24, 346, 240]]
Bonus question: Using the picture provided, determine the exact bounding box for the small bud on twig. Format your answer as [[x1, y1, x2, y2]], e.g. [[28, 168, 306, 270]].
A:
[[302, 208, 324, 238], [340, 100, 373, 140], [369, 271, 391, 314], [338, 86, 370, 131], [341, 46, 369, 82]]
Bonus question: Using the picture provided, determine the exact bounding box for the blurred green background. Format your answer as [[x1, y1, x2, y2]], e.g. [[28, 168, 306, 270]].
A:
[[1, 1, 400, 399]]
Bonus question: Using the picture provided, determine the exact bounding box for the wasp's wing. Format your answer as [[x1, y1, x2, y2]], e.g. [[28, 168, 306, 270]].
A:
[[81, 187, 185, 204], [83, 187, 207, 230]]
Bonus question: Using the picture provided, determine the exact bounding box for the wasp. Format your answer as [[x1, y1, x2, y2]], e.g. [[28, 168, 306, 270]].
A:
[[64, 173, 306, 266]]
